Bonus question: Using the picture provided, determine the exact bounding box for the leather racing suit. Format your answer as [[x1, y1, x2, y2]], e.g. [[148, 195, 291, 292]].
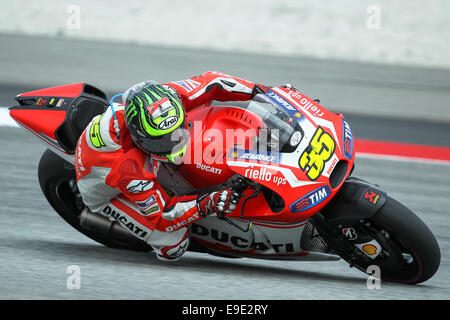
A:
[[74, 71, 258, 260]]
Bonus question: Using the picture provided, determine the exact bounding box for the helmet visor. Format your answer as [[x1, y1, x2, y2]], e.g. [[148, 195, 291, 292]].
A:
[[133, 126, 189, 156]]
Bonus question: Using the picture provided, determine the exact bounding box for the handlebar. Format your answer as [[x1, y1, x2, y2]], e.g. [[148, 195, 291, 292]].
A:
[[216, 177, 259, 233]]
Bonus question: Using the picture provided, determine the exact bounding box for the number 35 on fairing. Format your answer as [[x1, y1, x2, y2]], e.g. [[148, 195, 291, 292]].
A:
[[299, 127, 335, 180]]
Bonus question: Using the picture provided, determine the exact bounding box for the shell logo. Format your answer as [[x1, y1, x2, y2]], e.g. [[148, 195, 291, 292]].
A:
[[362, 244, 378, 255]]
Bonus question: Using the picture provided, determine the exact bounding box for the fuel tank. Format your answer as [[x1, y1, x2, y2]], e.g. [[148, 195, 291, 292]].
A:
[[177, 104, 264, 189]]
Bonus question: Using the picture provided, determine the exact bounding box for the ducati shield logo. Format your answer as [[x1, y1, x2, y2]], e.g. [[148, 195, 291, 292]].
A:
[[158, 115, 179, 130]]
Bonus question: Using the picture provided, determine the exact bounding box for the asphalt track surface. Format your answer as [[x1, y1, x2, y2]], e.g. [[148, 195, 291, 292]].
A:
[[0, 34, 449, 300]]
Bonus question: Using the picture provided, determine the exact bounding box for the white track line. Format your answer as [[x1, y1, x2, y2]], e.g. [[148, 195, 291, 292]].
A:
[[2, 107, 448, 165], [0, 107, 18, 127], [356, 152, 450, 165]]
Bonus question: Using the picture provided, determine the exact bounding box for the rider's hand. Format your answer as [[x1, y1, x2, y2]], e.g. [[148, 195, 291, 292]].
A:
[[197, 189, 240, 217]]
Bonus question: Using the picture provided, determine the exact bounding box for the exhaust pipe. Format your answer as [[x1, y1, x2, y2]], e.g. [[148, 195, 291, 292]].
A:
[[80, 209, 142, 243]]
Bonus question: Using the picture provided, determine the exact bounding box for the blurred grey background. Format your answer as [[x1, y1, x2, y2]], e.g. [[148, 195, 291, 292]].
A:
[[1, 0, 449, 122]]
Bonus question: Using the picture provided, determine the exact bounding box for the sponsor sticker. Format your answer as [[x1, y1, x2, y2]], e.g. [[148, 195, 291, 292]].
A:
[[75, 141, 86, 177], [165, 212, 202, 232], [228, 149, 280, 163], [364, 190, 380, 204], [142, 203, 161, 216], [288, 90, 325, 117], [191, 224, 295, 253], [102, 205, 149, 239], [157, 115, 179, 130], [326, 157, 338, 175], [89, 115, 106, 148], [342, 119, 353, 159], [342, 227, 358, 240], [265, 91, 299, 118], [355, 240, 382, 259], [136, 195, 157, 210], [289, 131, 303, 147], [174, 80, 192, 92], [147, 97, 174, 120], [174, 79, 201, 92], [196, 163, 222, 174], [56, 99, 65, 107], [362, 244, 378, 256], [186, 79, 200, 90], [36, 97, 47, 107], [244, 166, 287, 186], [126, 180, 154, 193], [290, 185, 331, 213]]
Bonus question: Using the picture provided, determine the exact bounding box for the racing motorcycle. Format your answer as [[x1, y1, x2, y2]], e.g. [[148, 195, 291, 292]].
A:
[[9, 82, 440, 284]]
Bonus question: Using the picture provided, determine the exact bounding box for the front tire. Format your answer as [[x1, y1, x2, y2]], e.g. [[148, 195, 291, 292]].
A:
[[316, 177, 441, 284], [364, 197, 441, 284]]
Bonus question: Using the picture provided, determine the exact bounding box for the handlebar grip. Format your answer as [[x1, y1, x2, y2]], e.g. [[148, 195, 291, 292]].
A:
[[232, 177, 248, 194]]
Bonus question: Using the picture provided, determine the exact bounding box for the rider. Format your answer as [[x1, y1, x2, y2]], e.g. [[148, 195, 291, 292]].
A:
[[74, 71, 269, 261]]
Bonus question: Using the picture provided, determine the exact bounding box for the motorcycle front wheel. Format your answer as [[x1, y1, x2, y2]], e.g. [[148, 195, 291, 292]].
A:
[[327, 195, 442, 284], [316, 179, 441, 285], [354, 197, 441, 284]]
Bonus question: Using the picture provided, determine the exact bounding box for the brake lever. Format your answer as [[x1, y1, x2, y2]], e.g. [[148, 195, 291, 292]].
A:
[[215, 178, 258, 233], [232, 177, 249, 195], [217, 212, 252, 233]]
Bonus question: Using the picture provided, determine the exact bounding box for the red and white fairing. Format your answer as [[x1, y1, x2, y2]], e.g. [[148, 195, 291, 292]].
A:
[[9, 82, 355, 260], [176, 86, 355, 258]]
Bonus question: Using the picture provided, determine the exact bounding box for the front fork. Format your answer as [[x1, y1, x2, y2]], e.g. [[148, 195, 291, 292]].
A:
[[343, 224, 383, 259], [313, 177, 388, 261]]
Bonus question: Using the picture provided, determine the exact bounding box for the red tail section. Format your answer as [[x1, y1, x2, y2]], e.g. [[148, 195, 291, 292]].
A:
[[16, 83, 85, 99], [10, 83, 108, 155]]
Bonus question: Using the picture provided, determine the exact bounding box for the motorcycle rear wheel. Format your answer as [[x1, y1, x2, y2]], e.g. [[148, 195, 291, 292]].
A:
[[38, 149, 152, 252]]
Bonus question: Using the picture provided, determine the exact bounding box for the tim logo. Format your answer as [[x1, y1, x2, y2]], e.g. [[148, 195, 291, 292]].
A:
[[342, 119, 353, 159], [290, 185, 331, 213]]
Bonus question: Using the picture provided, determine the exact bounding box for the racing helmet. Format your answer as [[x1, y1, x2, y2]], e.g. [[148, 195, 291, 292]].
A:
[[123, 81, 188, 163]]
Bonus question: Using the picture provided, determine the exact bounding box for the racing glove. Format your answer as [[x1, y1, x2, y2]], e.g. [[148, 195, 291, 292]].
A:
[[197, 189, 240, 216]]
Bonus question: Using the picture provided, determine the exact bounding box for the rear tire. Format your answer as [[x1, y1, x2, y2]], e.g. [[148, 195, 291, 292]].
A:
[[38, 149, 151, 252]]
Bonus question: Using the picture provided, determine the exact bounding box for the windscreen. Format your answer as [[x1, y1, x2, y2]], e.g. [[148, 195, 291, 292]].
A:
[[241, 93, 304, 153]]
